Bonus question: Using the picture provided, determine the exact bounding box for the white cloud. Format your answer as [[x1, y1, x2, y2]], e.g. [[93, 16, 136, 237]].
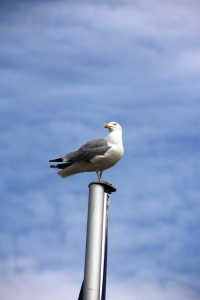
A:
[[0, 0, 199, 299], [0, 262, 198, 300]]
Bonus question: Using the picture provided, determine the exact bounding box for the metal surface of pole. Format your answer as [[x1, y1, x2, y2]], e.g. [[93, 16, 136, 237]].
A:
[[99, 193, 109, 300], [82, 182, 116, 300]]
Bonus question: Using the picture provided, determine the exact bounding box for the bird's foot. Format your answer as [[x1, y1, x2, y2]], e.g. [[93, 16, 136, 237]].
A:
[[101, 180, 112, 185], [95, 169, 112, 187]]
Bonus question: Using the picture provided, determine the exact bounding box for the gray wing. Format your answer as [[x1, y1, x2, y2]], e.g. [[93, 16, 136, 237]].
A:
[[63, 139, 111, 163]]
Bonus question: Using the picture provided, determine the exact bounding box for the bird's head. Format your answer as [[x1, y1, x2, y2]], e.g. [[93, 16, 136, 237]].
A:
[[104, 122, 122, 132]]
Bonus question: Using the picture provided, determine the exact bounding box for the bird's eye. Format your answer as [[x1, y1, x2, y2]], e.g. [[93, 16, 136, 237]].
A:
[[113, 123, 117, 125]]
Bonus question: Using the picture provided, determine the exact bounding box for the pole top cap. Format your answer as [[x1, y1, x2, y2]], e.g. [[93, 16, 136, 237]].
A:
[[89, 181, 116, 194]]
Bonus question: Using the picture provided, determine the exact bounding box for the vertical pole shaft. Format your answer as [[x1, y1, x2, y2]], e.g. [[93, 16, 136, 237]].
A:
[[81, 182, 116, 300], [99, 193, 108, 300], [83, 183, 106, 300]]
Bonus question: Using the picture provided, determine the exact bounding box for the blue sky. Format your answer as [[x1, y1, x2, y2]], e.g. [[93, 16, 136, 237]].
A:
[[0, 0, 200, 299]]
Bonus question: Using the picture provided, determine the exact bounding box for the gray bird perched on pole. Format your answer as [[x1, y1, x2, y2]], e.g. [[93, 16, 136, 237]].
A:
[[49, 122, 124, 181]]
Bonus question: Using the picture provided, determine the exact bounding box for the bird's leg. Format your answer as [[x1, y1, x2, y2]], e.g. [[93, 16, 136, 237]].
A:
[[96, 168, 112, 186], [95, 167, 102, 181], [99, 171, 103, 180], [100, 170, 112, 185]]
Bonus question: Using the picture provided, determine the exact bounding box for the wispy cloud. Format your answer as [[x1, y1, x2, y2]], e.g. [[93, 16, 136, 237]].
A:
[[0, 0, 199, 299]]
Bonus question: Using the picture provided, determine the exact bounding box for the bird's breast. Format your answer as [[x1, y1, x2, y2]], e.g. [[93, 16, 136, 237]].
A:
[[90, 144, 124, 170]]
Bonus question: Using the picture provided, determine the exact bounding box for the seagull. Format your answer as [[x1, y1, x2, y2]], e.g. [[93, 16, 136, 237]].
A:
[[49, 122, 124, 181]]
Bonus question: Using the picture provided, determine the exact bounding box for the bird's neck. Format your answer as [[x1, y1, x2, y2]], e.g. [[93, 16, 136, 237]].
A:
[[106, 131, 122, 145]]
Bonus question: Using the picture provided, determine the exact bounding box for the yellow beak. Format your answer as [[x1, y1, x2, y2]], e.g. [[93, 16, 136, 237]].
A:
[[104, 124, 111, 128]]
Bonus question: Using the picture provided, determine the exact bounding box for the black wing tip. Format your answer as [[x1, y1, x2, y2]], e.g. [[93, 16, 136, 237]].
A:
[[50, 165, 57, 168], [49, 157, 63, 162], [50, 162, 73, 169]]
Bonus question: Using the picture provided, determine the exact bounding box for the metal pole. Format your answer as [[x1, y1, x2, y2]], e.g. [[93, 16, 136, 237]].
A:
[[99, 192, 108, 300], [82, 182, 116, 300]]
